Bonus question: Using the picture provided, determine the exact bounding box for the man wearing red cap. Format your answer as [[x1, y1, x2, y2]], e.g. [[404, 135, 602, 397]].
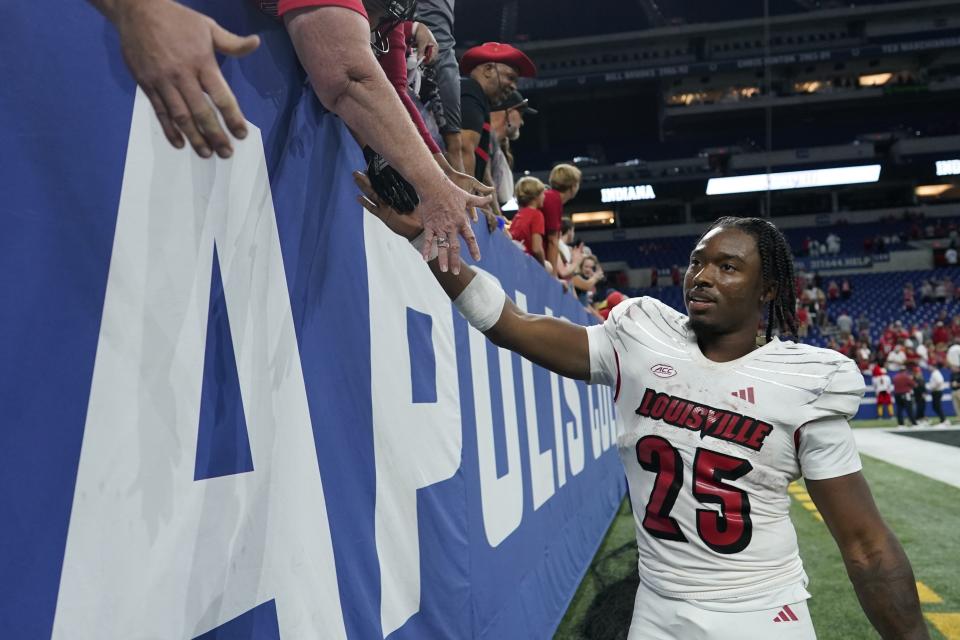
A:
[[458, 42, 536, 186]]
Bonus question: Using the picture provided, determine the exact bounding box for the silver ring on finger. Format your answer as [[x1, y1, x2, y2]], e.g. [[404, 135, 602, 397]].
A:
[[436, 236, 451, 249]]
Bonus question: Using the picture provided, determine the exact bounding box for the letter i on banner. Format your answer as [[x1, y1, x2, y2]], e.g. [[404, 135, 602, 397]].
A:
[[470, 270, 523, 547], [364, 215, 462, 637], [53, 90, 346, 639]]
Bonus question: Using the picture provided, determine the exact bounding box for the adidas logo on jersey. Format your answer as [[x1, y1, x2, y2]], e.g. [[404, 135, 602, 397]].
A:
[[731, 387, 755, 404], [773, 604, 799, 622]]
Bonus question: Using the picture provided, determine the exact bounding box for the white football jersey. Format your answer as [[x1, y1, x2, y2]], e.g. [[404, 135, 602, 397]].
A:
[[586, 297, 865, 601]]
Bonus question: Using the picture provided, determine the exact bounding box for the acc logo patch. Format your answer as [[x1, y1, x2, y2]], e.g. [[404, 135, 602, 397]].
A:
[[650, 364, 677, 378]]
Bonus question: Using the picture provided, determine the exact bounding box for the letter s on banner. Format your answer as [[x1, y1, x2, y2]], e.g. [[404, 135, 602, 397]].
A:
[[364, 216, 462, 637], [53, 90, 347, 639]]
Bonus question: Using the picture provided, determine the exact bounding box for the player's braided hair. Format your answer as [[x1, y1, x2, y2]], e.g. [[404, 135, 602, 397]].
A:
[[703, 217, 798, 342]]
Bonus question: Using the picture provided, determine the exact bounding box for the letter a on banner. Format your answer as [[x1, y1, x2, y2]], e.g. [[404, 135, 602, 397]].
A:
[[52, 90, 346, 639]]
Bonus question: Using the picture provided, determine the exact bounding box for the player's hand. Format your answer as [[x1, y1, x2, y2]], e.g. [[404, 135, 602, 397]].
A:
[[109, 0, 260, 158], [416, 178, 491, 275], [413, 22, 438, 65], [354, 171, 423, 240]]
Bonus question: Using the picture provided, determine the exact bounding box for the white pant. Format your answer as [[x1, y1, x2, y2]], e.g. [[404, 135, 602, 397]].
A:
[[628, 580, 817, 640]]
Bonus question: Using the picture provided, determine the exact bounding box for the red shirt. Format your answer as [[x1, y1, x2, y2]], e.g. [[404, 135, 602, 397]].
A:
[[934, 326, 950, 344], [540, 189, 563, 234], [278, 0, 367, 17], [892, 371, 916, 395], [510, 207, 545, 256]]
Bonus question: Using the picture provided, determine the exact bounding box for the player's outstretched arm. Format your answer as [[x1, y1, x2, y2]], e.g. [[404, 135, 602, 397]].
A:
[[355, 172, 592, 381], [807, 472, 930, 640]]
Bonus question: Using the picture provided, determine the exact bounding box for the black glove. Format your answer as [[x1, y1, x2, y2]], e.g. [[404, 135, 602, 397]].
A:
[[363, 146, 420, 214]]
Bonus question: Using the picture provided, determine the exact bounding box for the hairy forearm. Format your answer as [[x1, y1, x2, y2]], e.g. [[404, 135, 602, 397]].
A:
[[844, 532, 928, 639], [286, 8, 446, 193]]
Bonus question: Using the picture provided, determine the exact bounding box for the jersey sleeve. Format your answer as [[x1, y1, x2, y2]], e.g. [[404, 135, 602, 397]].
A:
[[796, 416, 862, 480], [586, 323, 618, 387], [806, 357, 865, 422], [541, 190, 563, 234]]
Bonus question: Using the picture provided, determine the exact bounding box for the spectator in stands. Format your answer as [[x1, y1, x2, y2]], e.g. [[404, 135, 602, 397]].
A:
[[902, 283, 916, 312], [892, 368, 917, 426], [671, 265, 682, 287], [841, 278, 852, 299], [951, 315, 960, 340], [856, 341, 872, 372], [885, 343, 907, 372], [856, 311, 871, 336], [93, 0, 260, 158], [934, 321, 951, 347], [554, 219, 584, 289], [919, 280, 934, 304], [911, 366, 927, 425], [459, 43, 536, 186], [826, 279, 839, 301], [285, 0, 493, 273], [415, 0, 463, 170], [928, 365, 948, 425], [874, 367, 894, 419], [572, 255, 604, 308], [508, 177, 547, 268], [946, 245, 958, 266], [934, 338, 960, 369], [935, 279, 948, 303], [826, 231, 841, 255], [796, 304, 810, 339], [836, 310, 853, 336], [489, 91, 534, 206], [374, 17, 491, 211], [541, 164, 583, 270], [915, 337, 929, 366]]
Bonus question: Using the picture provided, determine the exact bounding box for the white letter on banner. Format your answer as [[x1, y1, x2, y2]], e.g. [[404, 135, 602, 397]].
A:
[[514, 291, 554, 510], [562, 376, 585, 476], [545, 307, 568, 487], [52, 90, 346, 639], [471, 270, 523, 547], [588, 386, 603, 459], [363, 216, 462, 637]]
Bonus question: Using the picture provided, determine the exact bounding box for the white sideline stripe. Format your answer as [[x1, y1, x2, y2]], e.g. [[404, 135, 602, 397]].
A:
[[854, 428, 960, 489]]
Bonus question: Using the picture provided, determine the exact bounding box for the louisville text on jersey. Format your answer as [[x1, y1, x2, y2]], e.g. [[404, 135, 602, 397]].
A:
[[634, 388, 773, 452]]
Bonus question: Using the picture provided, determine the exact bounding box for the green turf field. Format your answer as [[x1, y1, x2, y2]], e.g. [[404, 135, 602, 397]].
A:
[[555, 454, 960, 639]]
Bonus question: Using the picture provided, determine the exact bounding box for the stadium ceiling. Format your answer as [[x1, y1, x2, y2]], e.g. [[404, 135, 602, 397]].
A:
[[456, 0, 909, 44]]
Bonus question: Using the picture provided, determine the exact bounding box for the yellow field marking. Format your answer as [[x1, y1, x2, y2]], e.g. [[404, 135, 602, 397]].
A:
[[812, 512, 823, 522], [788, 482, 805, 493], [798, 498, 817, 509], [925, 613, 960, 640], [788, 482, 824, 521], [916, 581, 944, 604]]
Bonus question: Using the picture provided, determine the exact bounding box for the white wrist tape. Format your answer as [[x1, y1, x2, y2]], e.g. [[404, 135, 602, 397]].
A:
[[410, 231, 439, 261], [453, 271, 506, 332]]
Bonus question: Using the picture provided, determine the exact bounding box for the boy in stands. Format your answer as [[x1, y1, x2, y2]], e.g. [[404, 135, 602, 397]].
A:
[[356, 173, 927, 640]]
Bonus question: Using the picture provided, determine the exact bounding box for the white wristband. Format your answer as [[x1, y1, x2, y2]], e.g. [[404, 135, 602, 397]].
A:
[[410, 231, 439, 261], [453, 271, 506, 332]]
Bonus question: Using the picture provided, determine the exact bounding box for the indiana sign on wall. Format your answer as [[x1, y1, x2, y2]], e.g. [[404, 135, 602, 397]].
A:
[[0, 3, 624, 639]]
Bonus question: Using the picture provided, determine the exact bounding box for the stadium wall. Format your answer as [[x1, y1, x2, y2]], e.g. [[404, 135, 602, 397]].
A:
[[0, 4, 625, 640]]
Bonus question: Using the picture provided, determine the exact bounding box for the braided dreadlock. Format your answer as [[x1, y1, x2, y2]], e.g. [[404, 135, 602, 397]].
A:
[[701, 217, 798, 343]]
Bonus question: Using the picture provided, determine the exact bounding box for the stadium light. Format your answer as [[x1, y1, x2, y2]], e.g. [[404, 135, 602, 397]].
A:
[[936, 159, 960, 177], [571, 211, 616, 225], [600, 184, 656, 203], [915, 184, 953, 197], [705, 165, 882, 196], [858, 72, 893, 87]]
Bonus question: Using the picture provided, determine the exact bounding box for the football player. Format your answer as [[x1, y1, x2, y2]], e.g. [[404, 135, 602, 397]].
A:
[[355, 171, 929, 640]]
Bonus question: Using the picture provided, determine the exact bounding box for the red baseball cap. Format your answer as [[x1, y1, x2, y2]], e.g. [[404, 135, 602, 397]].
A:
[[598, 291, 627, 320], [460, 42, 537, 77]]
